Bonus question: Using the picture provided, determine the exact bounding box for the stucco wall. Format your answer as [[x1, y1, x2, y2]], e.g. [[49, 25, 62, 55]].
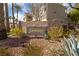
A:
[[47, 3, 67, 26]]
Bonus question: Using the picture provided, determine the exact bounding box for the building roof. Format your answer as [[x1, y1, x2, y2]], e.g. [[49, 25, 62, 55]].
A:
[[26, 21, 48, 27]]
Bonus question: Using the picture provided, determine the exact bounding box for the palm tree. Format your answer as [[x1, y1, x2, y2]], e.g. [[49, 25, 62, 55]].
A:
[[0, 3, 7, 39], [14, 4, 21, 24], [5, 3, 10, 32], [12, 3, 15, 28]]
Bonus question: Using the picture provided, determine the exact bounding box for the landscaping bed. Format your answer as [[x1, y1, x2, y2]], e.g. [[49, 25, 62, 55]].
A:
[[0, 38, 65, 56]]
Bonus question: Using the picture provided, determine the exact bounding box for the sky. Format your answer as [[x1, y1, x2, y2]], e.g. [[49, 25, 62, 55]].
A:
[[8, 3, 32, 21], [63, 3, 76, 13], [7, 3, 75, 21]]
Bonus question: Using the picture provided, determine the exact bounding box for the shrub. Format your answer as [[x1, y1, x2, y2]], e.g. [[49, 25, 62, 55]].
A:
[[63, 28, 76, 38], [48, 26, 63, 40], [63, 29, 71, 38], [9, 27, 25, 38]]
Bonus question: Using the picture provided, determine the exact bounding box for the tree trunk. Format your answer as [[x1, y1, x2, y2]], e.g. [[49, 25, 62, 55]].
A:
[[17, 9, 18, 21], [0, 3, 7, 39], [17, 9, 18, 25], [5, 3, 10, 32], [12, 3, 15, 28]]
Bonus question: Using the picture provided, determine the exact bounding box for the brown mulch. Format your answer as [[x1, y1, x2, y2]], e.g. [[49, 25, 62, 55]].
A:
[[29, 38, 65, 56], [0, 37, 30, 56], [0, 37, 65, 56], [7, 47, 26, 56], [0, 37, 30, 47]]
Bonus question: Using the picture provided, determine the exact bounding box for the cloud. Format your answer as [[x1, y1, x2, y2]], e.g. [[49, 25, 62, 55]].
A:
[[14, 3, 29, 13], [16, 3, 25, 7], [22, 6, 26, 12]]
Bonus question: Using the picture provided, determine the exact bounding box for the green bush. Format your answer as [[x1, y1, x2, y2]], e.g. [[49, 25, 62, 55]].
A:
[[9, 27, 25, 38], [63, 28, 76, 38], [63, 29, 70, 38], [48, 26, 63, 40]]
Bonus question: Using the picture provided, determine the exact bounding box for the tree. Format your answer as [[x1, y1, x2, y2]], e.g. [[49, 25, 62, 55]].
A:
[[68, 4, 79, 26], [68, 3, 79, 11], [14, 4, 22, 23], [12, 3, 15, 28], [24, 13, 32, 22], [0, 3, 7, 39], [5, 3, 10, 32]]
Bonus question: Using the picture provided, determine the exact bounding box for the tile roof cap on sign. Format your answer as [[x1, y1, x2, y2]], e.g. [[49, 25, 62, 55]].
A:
[[26, 21, 48, 27]]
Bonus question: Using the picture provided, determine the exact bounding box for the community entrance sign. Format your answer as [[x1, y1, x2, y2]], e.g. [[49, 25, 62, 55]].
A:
[[26, 21, 48, 38]]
